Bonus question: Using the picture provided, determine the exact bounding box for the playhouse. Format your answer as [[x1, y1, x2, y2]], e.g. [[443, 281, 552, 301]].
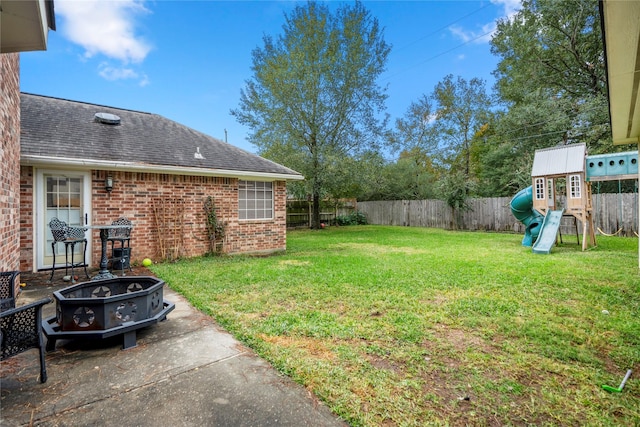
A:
[[530, 143, 596, 252], [511, 143, 639, 253]]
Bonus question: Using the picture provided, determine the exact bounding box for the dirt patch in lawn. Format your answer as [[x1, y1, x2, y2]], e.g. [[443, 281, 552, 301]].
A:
[[258, 334, 337, 361], [334, 243, 428, 256], [418, 326, 558, 425], [277, 260, 312, 267]]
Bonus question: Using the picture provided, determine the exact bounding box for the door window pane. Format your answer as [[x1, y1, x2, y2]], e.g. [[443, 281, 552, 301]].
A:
[[44, 175, 84, 260]]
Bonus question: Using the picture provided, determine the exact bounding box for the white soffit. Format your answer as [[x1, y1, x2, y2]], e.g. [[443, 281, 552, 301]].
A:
[[602, 0, 640, 145], [0, 0, 50, 53]]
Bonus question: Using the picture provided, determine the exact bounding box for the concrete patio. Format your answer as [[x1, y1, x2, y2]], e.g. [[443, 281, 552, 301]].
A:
[[1, 268, 346, 426]]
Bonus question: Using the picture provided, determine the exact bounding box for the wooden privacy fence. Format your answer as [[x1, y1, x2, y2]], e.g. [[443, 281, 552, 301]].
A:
[[358, 193, 639, 237], [286, 212, 338, 228], [286, 199, 356, 228]]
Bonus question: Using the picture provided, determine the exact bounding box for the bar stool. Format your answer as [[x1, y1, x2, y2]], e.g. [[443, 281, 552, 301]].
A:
[[108, 217, 132, 276], [48, 218, 89, 283]]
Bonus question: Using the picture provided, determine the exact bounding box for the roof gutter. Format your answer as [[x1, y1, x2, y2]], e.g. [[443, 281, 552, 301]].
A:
[[21, 155, 305, 181]]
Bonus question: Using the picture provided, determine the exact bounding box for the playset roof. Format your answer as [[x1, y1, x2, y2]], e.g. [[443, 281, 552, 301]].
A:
[[531, 143, 586, 178]]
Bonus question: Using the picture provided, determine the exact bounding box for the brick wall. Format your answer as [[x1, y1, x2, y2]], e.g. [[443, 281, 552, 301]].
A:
[[19, 167, 34, 271], [19, 168, 288, 271], [0, 53, 21, 276]]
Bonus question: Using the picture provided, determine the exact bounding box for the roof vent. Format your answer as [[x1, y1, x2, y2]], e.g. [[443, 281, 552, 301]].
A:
[[194, 147, 205, 159], [94, 112, 121, 125]]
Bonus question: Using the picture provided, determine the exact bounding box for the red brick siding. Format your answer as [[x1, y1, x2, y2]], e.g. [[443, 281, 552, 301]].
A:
[[0, 54, 21, 277], [19, 167, 34, 271], [18, 168, 288, 271]]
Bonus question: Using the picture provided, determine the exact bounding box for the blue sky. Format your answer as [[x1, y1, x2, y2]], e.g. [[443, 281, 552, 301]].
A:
[[20, 0, 520, 156]]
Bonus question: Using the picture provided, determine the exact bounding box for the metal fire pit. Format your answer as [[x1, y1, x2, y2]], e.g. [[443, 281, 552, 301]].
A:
[[42, 276, 174, 350]]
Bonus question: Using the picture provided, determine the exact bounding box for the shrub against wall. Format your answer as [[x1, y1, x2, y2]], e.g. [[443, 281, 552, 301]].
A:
[[203, 195, 226, 255], [336, 211, 368, 226]]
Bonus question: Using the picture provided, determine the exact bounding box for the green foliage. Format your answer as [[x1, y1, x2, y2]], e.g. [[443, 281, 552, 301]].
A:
[[492, 0, 606, 103], [431, 75, 492, 175], [490, 0, 611, 151], [473, 0, 613, 197], [391, 75, 490, 205], [153, 226, 640, 426], [393, 75, 491, 174], [234, 0, 614, 207], [335, 210, 367, 226], [386, 0, 612, 201], [203, 196, 225, 254], [391, 94, 436, 154], [231, 1, 390, 228], [357, 147, 440, 201]]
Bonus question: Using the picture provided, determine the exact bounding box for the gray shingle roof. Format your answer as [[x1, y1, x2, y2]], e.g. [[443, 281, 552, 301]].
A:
[[20, 93, 303, 180]]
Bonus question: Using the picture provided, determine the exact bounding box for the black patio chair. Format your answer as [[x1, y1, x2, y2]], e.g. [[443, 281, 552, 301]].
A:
[[0, 273, 52, 383], [108, 217, 133, 276], [48, 218, 89, 283], [0, 271, 19, 311]]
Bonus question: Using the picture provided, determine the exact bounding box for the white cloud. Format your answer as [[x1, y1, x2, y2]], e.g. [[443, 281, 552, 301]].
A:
[[492, 0, 522, 20], [56, 0, 152, 63], [449, 22, 495, 44], [449, 0, 522, 44], [138, 74, 150, 87], [98, 63, 150, 87], [98, 63, 138, 80]]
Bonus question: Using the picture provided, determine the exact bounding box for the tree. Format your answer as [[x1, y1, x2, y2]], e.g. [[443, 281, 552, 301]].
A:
[[490, 0, 610, 152], [393, 75, 491, 215], [431, 75, 492, 182], [231, 1, 390, 228], [357, 148, 439, 201], [392, 95, 437, 157], [469, 0, 612, 196], [394, 147, 439, 200], [394, 76, 491, 177], [476, 94, 574, 196]]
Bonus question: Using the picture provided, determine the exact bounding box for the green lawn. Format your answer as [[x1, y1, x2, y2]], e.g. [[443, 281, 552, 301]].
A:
[[151, 226, 640, 426]]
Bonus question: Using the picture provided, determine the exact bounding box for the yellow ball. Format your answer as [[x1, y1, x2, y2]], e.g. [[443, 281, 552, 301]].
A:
[[142, 258, 153, 267]]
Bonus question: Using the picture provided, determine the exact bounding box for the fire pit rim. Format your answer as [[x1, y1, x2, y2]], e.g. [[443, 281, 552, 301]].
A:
[[53, 276, 165, 302]]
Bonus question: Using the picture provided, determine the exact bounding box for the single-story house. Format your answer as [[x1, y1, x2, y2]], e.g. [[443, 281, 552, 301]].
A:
[[19, 93, 304, 272], [1, 0, 304, 277]]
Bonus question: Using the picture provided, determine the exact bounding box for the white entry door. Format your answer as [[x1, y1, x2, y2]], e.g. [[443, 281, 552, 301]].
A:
[[36, 170, 92, 270]]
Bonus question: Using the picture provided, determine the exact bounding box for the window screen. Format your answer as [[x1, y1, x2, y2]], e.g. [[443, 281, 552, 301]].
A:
[[239, 180, 273, 220]]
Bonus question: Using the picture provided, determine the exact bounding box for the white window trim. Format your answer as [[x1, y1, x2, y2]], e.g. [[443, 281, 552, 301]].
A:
[[534, 178, 545, 200], [35, 168, 92, 270], [569, 174, 581, 199]]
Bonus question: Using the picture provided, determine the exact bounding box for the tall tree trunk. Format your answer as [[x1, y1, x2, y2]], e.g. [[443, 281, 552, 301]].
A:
[[311, 135, 322, 229], [312, 191, 321, 229]]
